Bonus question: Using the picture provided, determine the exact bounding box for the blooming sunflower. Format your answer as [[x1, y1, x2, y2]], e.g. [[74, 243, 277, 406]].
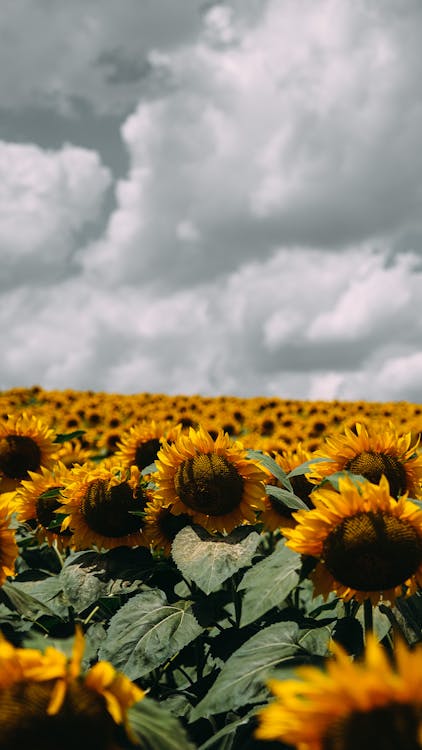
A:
[[15, 463, 73, 550], [283, 475, 422, 604], [0, 504, 18, 586], [256, 634, 422, 750], [154, 426, 267, 533], [144, 497, 192, 555], [309, 422, 422, 499], [57, 462, 151, 551], [115, 419, 183, 472], [0, 412, 58, 494], [0, 627, 144, 750]]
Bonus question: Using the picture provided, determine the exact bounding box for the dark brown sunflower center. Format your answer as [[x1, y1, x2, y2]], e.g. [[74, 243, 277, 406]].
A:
[[323, 703, 421, 750], [81, 479, 145, 537], [0, 435, 42, 479], [345, 451, 407, 498], [135, 438, 161, 471], [174, 454, 244, 515], [0, 680, 116, 750], [35, 490, 61, 529], [323, 511, 422, 591]]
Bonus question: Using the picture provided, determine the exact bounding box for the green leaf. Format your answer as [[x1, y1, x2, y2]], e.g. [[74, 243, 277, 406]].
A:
[[128, 697, 196, 750], [98, 589, 203, 679], [7, 576, 68, 617], [54, 430, 86, 443], [319, 471, 367, 490], [246, 450, 293, 490], [191, 621, 305, 718], [1, 581, 58, 620], [171, 526, 261, 595], [265, 484, 309, 511], [197, 709, 258, 750], [286, 457, 326, 478], [59, 548, 150, 612], [238, 539, 302, 626]]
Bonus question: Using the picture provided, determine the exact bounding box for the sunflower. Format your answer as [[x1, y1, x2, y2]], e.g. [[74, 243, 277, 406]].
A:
[[261, 445, 315, 532], [283, 475, 422, 604], [144, 497, 192, 555], [0, 505, 18, 586], [0, 412, 58, 494], [115, 419, 183, 472], [256, 634, 422, 750], [57, 462, 151, 551], [0, 628, 144, 750], [153, 426, 267, 533], [15, 463, 74, 550], [309, 422, 422, 499]]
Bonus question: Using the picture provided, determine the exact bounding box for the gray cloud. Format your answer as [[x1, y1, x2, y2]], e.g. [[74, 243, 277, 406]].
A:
[[1, 0, 422, 402]]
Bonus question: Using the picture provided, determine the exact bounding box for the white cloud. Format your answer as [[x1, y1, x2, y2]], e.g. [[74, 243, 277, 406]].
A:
[[2, 1, 422, 403], [77, 0, 422, 292], [0, 141, 111, 286]]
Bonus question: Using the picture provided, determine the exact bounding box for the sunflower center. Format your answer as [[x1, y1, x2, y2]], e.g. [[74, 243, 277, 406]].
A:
[[0, 680, 116, 750], [135, 438, 161, 471], [0, 435, 42, 479], [323, 511, 422, 591], [81, 479, 145, 537], [323, 703, 421, 750], [174, 454, 244, 515], [345, 451, 407, 498], [35, 491, 61, 529]]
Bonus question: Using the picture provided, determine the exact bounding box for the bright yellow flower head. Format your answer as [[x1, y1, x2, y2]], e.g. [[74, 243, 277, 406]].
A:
[[154, 425, 267, 533], [284, 475, 422, 604], [0, 628, 145, 749], [256, 635, 422, 750], [309, 422, 422, 499], [57, 461, 151, 551], [0, 412, 58, 494]]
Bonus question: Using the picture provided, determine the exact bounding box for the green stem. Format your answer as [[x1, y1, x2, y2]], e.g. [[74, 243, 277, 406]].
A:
[[230, 576, 242, 628], [363, 598, 373, 640]]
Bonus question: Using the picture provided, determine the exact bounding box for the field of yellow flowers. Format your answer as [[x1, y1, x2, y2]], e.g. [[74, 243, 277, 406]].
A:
[[1, 386, 422, 749]]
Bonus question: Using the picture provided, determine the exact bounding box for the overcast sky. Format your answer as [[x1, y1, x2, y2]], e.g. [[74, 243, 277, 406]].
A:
[[1, 0, 422, 402]]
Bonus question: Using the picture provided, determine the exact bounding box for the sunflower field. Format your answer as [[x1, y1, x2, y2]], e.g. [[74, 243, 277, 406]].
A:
[[1, 385, 422, 749]]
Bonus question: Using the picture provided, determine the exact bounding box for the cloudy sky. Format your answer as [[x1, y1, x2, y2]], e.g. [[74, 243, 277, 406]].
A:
[[1, 0, 422, 402]]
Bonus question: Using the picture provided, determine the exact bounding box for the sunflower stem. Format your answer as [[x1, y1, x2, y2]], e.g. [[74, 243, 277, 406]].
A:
[[230, 576, 242, 627], [363, 598, 373, 639]]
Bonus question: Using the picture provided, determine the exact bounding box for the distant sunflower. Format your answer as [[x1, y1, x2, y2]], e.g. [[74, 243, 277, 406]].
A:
[[283, 475, 422, 604], [0, 506, 18, 586], [0, 413, 58, 494], [15, 463, 73, 550], [256, 634, 422, 750], [309, 422, 422, 499], [0, 628, 144, 750], [261, 445, 315, 532], [115, 419, 183, 472], [144, 498, 192, 555], [57, 462, 151, 551], [154, 426, 267, 532]]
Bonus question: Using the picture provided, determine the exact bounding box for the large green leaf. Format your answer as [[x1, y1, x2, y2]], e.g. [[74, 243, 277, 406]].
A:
[[172, 526, 261, 595], [238, 539, 302, 626], [191, 621, 330, 718], [246, 450, 293, 490], [128, 697, 196, 750], [59, 548, 149, 612], [265, 484, 309, 510], [98, 588, 203, 679], [1, 581, 59, 620]]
